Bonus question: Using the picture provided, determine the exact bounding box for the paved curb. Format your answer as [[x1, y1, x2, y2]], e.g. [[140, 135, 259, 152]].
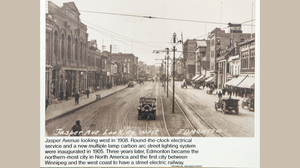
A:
[[45, 87, 128, 125]]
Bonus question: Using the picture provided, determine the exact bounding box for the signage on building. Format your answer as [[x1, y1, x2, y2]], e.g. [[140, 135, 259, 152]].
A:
[[228, 23, 242, 33]]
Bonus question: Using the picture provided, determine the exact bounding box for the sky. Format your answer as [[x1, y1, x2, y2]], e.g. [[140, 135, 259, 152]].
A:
[[43, 0, 257, 65]]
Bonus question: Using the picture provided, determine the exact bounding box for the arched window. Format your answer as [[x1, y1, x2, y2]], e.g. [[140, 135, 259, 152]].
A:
[[67, 35, 71, 60], [61, 34, 65, 61], [54, 31, 58, 59], [80, 41, 83, 62], [75, 38, 78, 60]]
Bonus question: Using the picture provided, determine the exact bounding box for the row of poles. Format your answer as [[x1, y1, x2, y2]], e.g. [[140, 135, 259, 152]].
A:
[[155, 32, 182, 113]]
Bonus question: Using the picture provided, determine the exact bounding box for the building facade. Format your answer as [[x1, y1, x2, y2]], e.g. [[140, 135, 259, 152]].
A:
[[195, 40, 210, 77], [110, 53, 138, 83], [208, 25, 252, 89], [183, 39, 201, 80], [46, 1, 88, 103], [237, 38, 255, 95]]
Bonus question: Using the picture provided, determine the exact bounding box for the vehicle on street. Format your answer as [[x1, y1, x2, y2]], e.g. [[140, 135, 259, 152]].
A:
[[128, 80, 134, 87], [215, 98, 239, 115], [241, 97, 254, 111], [137, 78, 144, 84], [137, 97, 156, 120]]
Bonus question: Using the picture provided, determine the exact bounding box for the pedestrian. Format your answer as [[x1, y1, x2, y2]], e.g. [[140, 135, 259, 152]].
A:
[[59, 90, 64, 101], [65, 90, 69, 101], [86, 89, 90, 98], [45, 98, 49, 110], [228, 88, 232, 98], [75, 92, 80, 105], [218, 91, 222, 99], [71, 120, 82, 136]]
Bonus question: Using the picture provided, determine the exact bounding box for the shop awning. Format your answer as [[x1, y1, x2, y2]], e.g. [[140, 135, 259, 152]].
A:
[[195, 75, 205, 82], [238, 75, 255, 88], [192, 74, 201, 80], [225, 74, 248, 87], [205, 76, 215, 83]]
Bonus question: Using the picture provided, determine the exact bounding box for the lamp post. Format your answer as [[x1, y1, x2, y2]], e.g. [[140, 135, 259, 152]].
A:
[[166, 48, 169, 98], [170, 33, 182, 113]]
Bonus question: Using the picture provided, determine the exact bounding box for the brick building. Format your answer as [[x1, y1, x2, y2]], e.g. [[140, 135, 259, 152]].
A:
[[183, 39, 201, 80], [195, 40, 210, 77], [208, 25, 252, 89], [110, 53, 138, 83], [46, 1, 88, 103], [237, 38, 255, 91]]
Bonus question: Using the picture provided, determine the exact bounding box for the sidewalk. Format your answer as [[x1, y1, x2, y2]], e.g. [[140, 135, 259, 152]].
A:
[[45, 85, 128, 122]]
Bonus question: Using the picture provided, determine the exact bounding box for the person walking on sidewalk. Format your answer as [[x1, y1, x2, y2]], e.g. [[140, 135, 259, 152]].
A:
[[218, 91, 222, 99], [86, 89, 90, 98], [45, 98, 49, 110], [71, 120, 82, 136], [228, 88, 232, 99], [65, 90, 69, 101], [75, 92, 80, 105], [59, 90, 64, 101]]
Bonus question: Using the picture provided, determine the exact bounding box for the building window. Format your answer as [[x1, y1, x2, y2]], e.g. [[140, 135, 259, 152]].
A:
[[46, 32, 50, 65], [54, 31, 58, 59], [210, 62, 214, 71], [75, 38, 78, 60], [211, 38, 215, 46], [102, 58, 106, 69], [80, 41, 83, 62], [61, 34, 65, 61], [125, 59, 127, 62], [67, 35, 71, 60]]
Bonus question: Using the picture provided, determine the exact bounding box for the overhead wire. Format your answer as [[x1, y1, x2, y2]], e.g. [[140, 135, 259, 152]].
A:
[[80, 10, 255, 26], [83, 20, 166, 49], [87, 25, 153, 53]]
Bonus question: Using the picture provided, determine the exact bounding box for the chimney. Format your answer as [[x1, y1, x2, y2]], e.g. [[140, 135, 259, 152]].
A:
[[110, 45, 112, 54]]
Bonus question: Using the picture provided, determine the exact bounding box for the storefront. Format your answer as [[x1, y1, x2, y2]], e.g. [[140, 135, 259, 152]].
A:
[[192, 74, 201, 81], [238, 74, 255, 89], [205, 76, 216, 88], [225, 74, 248, 87]]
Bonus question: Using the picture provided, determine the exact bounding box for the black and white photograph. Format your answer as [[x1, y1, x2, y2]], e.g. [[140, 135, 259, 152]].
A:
[[42, 0, 258, 137]]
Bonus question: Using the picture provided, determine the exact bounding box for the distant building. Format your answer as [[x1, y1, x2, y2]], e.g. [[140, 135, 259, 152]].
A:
[[183, 39, 201, 80], [195, 40, 210, 77], [110, 52, 138, 83]]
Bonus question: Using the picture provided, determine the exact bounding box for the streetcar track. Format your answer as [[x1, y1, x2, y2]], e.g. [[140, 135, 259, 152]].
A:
[[173, 97, 203, 137], [169, 84, 224, 137], [145, 81, 158, 137], [158, 81, 171, 137]]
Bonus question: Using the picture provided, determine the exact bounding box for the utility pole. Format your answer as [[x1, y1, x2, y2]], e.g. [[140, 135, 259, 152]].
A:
[[172, 45, 175, 113], [167, 52, 169, 98], [170, 33, 182, 113], [164, 55, 166, 91]]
